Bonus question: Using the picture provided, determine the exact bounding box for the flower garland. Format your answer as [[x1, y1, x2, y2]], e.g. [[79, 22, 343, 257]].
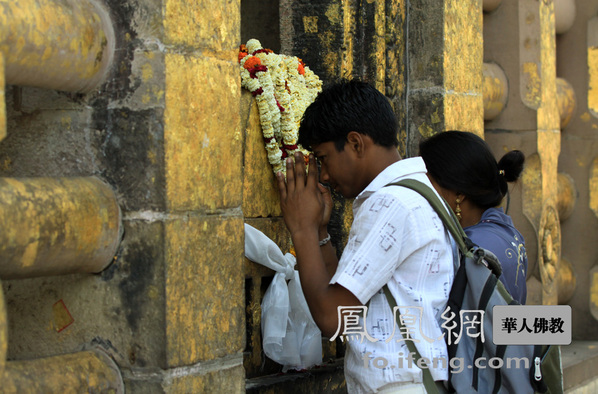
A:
[[239, 39, 322, 175]]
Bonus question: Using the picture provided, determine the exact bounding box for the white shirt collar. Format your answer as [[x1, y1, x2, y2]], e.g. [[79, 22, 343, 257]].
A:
[[356, 156, 428, 200]]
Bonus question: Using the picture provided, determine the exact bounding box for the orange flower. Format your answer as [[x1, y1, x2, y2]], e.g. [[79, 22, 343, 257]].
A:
[[243, 56, 262, 70], [297, 60, 305, 75], [238, 44, 248, 63]]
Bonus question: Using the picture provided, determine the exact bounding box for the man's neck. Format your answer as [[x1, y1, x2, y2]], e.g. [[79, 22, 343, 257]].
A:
[[367, 146, 402, 181]]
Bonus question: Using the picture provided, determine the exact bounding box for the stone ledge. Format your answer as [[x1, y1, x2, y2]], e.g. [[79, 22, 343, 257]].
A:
[[246, 360, 346, 394], [562, 340, 598, 391]]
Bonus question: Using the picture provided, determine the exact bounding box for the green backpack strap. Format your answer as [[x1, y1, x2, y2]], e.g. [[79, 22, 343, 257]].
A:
[[382, 285, 440, 394], [379, 178, 475, 393], [386, 179, 470, 255]]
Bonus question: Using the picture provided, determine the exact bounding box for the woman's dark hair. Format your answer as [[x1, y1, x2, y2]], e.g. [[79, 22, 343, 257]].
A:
[[298, 79, 399, 151], [419, 131, 525, 210]]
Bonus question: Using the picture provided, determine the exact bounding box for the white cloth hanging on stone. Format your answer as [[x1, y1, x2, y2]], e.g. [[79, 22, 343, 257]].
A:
[[244, 223, 322, 371]]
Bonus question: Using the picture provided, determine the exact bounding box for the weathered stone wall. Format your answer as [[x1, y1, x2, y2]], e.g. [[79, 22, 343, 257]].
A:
[[0, 0, 244, 391]]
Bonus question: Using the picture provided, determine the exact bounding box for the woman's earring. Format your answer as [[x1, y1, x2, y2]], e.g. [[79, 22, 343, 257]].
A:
[[455, 197, 462, 221]]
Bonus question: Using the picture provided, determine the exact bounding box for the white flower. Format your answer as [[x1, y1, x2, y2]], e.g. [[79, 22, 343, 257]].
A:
[[246, 39, 262, 53], [239, 39, 322, 175]]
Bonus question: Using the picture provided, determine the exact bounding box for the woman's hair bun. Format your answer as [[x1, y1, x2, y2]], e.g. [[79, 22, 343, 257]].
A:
[[498, 150, 525, 182]]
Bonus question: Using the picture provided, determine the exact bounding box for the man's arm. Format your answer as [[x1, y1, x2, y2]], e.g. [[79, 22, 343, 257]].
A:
[[277, 153, 360, 337], [319, 233, 338, 278], [317, 184, 339, 277], [291, 230, 360, 337]]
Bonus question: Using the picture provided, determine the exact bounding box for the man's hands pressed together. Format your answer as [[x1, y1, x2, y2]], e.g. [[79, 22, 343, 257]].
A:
[[277, 153, 331, 242], [276, 152, 360, 338]]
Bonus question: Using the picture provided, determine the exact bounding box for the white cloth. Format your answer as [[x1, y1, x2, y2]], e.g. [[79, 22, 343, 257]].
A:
[[244, 223, 323, 371], [329, 157, 455, 394], [377, 382, 426, 394]]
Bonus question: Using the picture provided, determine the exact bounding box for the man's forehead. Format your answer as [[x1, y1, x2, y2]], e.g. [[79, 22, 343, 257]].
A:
[[312, 141, 334, 155]]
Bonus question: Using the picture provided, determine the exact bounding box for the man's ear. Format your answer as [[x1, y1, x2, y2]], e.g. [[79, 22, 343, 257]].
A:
[[346, 131, 368, 157]]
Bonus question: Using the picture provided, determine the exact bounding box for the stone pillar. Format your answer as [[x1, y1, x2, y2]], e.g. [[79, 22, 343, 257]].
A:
[[158, 0, 245, 391], [0, 177, 122, 279], [556, 0, 598, 340], [406, 0, 484, 156], [0, 0, 115, 93], [1, 350, 124, 393], [484, 0, 562, 306]]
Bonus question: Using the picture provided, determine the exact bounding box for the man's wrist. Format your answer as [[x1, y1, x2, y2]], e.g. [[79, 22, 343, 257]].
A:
[[319, 233, 331, 246]]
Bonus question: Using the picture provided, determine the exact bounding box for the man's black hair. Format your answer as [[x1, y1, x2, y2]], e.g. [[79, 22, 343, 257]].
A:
[[298, 79, 399, 151]]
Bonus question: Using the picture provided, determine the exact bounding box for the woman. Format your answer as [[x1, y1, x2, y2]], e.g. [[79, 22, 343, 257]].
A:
[[419, 131, 528, 304]]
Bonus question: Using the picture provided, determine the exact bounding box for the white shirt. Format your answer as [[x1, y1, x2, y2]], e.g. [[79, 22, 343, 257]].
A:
[[330, 157, 455, 394]]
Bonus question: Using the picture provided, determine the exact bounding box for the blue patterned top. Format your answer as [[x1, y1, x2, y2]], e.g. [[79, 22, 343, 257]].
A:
[[464, 207, 528, 304]]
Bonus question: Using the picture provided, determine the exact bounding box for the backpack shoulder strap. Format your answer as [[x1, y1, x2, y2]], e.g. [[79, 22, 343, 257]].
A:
[[385, 178, 472, 255], [382, 285, 440, 394]]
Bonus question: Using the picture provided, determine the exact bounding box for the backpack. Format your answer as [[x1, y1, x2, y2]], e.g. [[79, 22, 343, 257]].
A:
[[383, 179, 563, 394]]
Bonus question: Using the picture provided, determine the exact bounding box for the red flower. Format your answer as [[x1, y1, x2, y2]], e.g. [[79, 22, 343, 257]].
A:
[[252, 48, 273, 56], [283, 144, 298, 151], [276, 99, 285, 112], [249, 65, 268, 78]]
